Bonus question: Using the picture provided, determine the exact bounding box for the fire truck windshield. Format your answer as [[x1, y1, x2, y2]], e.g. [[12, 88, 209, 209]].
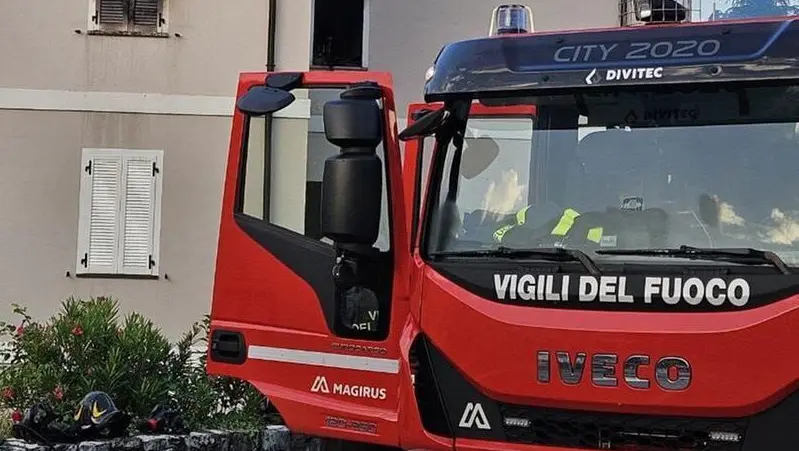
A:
[[426, 82, 799, 267]]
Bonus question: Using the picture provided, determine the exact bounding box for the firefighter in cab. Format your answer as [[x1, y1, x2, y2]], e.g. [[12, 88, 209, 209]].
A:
[[455, 135, 601, 248], [457, 130, 676, 250]]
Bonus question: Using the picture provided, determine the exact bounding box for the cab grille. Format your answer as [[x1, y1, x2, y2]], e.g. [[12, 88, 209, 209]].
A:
[[500, 404, 746, 450]]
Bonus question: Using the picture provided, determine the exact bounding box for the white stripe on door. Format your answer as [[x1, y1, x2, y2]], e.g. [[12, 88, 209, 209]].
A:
[[248, 345, 401, 374]]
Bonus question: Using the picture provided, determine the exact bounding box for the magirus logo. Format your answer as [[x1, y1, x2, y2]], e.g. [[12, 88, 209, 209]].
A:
[[310, 376, 387, 400]]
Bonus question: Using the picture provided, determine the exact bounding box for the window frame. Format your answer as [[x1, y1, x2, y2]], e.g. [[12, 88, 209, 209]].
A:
[[234, 87, 393, 253], [309, 0, 370, 70], [88, 0, 170, 36], [76, 147, 164, 278]]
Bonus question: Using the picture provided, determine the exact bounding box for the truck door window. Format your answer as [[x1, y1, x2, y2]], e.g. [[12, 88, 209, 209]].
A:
[[238, 86, 394, 339], [240, 87, 392, 253]]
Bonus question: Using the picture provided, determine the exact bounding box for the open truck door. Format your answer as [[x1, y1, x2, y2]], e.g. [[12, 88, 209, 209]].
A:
[[207, 71, 411, 449]]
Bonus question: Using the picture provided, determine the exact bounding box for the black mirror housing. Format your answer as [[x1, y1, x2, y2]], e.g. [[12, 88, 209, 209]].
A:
[[320, 97, 384, 246], [236, 86, 295, 116], [321, 154, 383, 245], [323, 99, 383, 149]]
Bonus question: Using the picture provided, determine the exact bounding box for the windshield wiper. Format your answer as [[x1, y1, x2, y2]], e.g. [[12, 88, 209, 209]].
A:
[[596, 245, 792, 275], [431, 246, 601, 276]]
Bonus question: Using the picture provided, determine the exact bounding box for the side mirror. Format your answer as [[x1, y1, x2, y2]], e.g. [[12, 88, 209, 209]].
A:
[[236, 86, 295, 116], [320, 97, 383, 246]]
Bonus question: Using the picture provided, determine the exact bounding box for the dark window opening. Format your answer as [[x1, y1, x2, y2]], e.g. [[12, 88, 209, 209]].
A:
[[312, 0, 365, 68]]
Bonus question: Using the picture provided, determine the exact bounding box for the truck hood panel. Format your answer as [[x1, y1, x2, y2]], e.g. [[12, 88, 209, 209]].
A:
[[421, 265, 799, 418]]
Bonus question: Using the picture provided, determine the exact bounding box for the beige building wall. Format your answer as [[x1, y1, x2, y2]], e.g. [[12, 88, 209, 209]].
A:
[[0, 0, 621, 339], [0, 0, 312, 339]]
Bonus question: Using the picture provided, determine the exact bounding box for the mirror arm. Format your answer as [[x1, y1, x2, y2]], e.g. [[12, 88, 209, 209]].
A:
[[398, 108, 450, 141]]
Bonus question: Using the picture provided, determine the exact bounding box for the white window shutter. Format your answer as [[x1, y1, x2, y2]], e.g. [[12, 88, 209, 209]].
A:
[[77, 152, 123, 274], [97, 0, 127, 24], [131, 0, 160, 26], [119, 153, 161, 276]]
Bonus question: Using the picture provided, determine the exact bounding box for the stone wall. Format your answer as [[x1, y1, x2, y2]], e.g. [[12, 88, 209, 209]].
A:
[[0, 426, 323, 451]]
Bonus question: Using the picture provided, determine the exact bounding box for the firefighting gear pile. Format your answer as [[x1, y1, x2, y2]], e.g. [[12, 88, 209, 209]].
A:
[[136, 404, 188, 435], [11, 391, 186, 445]]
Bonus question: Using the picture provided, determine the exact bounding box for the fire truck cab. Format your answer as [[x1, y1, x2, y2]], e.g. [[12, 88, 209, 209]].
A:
[[208, 3, 799, 450]]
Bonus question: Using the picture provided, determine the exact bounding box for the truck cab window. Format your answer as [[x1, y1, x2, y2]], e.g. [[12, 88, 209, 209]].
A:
[[427, 84, 799, 267]]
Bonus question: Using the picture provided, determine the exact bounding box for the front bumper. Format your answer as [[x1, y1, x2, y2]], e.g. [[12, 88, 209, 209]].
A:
[[410, 334, 799, 451]]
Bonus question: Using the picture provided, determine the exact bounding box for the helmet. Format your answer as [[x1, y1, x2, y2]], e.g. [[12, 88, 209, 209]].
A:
[[72, 391, 130, 438]]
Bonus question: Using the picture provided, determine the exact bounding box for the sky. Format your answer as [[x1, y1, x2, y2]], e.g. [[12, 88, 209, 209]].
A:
[[697, 0, 799, 20]]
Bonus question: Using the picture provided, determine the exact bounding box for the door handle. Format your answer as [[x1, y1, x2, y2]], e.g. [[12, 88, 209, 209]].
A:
[[209, 330, 247, 365]]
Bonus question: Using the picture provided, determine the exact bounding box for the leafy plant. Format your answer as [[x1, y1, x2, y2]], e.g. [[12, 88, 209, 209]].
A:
[[0, 297, 276, 436]]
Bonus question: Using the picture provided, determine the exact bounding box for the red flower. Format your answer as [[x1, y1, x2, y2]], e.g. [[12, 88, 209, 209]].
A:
[[11, 409, 22, 423], [71, 325, 83, 336], [53, 386, 64, 401], [15, 325, 24, 336], [1, 386, 14, 400]]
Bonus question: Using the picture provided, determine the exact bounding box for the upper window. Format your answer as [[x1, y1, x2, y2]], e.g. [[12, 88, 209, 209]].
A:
[[618, 0, 700, 26], [311, 0, 369, 69], [89, 0, 169, 35], [76, 148, 164, 277]]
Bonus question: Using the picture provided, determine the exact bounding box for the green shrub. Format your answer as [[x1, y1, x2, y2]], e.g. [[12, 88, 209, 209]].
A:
[[0, 297, 278, 435], [0, 409, 11, 440]]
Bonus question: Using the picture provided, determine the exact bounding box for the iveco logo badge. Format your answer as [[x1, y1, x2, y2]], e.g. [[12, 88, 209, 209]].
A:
[[537, 351, 692, 391], [459, 402, 491, 430]]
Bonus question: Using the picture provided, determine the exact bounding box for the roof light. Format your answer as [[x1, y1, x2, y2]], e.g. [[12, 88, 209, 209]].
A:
[[636, 0, 653, 20], [489, 4, 534, 36]]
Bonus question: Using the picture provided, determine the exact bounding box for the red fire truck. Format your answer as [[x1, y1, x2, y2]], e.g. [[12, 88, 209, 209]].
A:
[[207, 2, 799, 450]]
